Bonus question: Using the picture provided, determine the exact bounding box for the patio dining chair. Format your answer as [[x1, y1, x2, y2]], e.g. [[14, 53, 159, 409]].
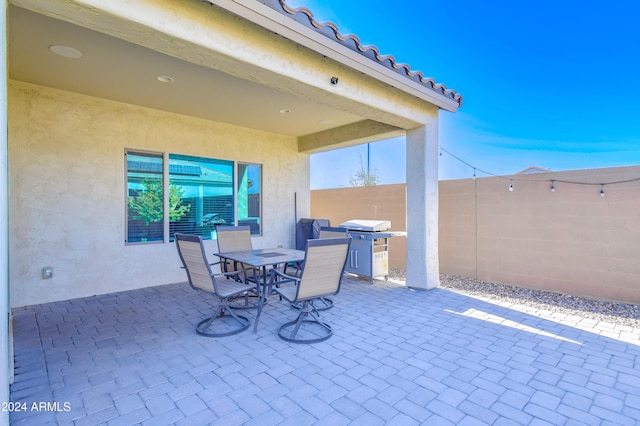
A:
[[319, 226, 349, 239], [215, 225, 253, 276], [288, 227, 350, 311], [215, 225, 263, 308], [175, 233, 257, 337], [268, 237, 351, 343]]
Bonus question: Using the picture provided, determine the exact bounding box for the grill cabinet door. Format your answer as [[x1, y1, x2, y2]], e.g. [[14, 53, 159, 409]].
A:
[[345, 238, 371, 277]]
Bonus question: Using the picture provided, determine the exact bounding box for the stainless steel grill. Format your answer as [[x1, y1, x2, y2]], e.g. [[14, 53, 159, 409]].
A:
[[338, 219, 391, 232], [325, 219, 400, 283]]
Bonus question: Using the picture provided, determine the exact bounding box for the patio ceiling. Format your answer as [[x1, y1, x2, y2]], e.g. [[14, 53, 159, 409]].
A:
[[8, 4, 365, 138]]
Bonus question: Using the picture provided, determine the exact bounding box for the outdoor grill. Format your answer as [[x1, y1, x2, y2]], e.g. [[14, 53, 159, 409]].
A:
[[333, 219, 400, 283]]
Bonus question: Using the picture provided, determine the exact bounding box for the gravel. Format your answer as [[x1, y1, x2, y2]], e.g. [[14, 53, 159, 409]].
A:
[[388, 269, 640, 329]]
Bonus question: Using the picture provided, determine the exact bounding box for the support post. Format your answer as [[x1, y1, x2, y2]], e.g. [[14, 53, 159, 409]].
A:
[[405, 123, 440, 290]]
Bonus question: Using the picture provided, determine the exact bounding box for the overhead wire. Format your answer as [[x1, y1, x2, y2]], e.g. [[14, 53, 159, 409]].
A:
[[439, 146, 640, 188]]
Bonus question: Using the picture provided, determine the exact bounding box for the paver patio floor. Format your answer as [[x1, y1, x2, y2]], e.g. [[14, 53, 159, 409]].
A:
[[10, 276, 640, 425]]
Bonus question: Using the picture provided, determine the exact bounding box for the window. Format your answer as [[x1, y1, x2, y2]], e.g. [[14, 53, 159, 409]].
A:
[[237, 163, 262, 235], [126, 152, 164, 243], [168, 154, 234, 241], [126, 150, 262, 244]]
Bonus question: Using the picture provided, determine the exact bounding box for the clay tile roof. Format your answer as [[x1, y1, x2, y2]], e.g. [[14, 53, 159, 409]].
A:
[[268, 0, 463, 108]]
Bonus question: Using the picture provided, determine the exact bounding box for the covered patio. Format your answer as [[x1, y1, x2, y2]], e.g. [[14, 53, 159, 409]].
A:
[[10, 275, 640, 425], [3, 0, 463, 412], [6, 2, 639, 425], [5, 0, 460, 306]]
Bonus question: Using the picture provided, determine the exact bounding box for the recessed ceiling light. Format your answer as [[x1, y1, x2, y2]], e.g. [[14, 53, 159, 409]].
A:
[[279, 109, 291, 114], [157, 75, 174, 83], [49, 45, 82, 59]]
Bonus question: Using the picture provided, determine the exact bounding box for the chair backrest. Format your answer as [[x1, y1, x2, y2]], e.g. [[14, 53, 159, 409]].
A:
[[319, 226, 349, 239], [216, 225, 252, 253], [296, 237, 351, 301], [175, 233, 216, 293]]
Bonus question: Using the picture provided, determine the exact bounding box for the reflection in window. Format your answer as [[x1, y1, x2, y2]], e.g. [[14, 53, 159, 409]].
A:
[[169, 154, 234, 240], [126, 151, 261, 243], [126, 152, 164, 243], [237, 163, 261, 235]]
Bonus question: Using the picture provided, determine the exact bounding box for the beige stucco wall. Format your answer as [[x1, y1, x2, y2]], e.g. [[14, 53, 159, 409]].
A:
[[440, 167, 640, 304], [8, 80, 309, 307], [311, 167, 640, 304], [311, 184, 407, 270]]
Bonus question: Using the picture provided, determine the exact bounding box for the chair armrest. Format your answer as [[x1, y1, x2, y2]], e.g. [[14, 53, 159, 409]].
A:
[[283, 261, 303, 277], [267, 268, 299, 292], [215, 267, 254, 284], [270, 267, 299, 282], [267, 268, 300, 302]]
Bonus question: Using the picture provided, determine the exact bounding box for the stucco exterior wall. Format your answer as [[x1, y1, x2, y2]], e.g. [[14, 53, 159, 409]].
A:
[[311, 167, 640, 304], [8, 81, 309, 307]]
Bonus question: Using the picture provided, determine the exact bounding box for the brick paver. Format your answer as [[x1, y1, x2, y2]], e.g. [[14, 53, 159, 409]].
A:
[[9, 276, 640, 424]]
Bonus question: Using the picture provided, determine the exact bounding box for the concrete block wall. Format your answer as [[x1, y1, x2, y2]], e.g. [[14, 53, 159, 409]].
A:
[[311, 166, 640, 304]]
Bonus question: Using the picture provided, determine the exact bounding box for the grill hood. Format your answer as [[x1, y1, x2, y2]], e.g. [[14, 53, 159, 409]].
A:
[[339, 219, 391, 232]]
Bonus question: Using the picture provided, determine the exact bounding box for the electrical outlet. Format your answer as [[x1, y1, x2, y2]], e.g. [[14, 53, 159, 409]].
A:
[[42, 267, 53, 279]]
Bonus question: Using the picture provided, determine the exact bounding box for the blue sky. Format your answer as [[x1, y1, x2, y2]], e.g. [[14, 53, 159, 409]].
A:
[[289, 0, 640, 188]]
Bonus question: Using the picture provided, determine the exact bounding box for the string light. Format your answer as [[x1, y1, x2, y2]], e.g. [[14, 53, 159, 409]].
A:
[[439, 146, 640, 196]]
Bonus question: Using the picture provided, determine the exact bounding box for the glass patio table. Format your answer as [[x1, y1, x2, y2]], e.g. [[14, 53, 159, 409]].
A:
[[214, 248, 305, 333]]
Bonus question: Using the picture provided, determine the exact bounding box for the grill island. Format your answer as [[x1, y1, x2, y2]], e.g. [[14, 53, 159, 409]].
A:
[[324, 219, 400, 284]]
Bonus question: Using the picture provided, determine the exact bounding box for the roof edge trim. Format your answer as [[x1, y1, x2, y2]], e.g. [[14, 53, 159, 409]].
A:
[[201, 0, 461, 111], [275, 0, 462, 108]]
